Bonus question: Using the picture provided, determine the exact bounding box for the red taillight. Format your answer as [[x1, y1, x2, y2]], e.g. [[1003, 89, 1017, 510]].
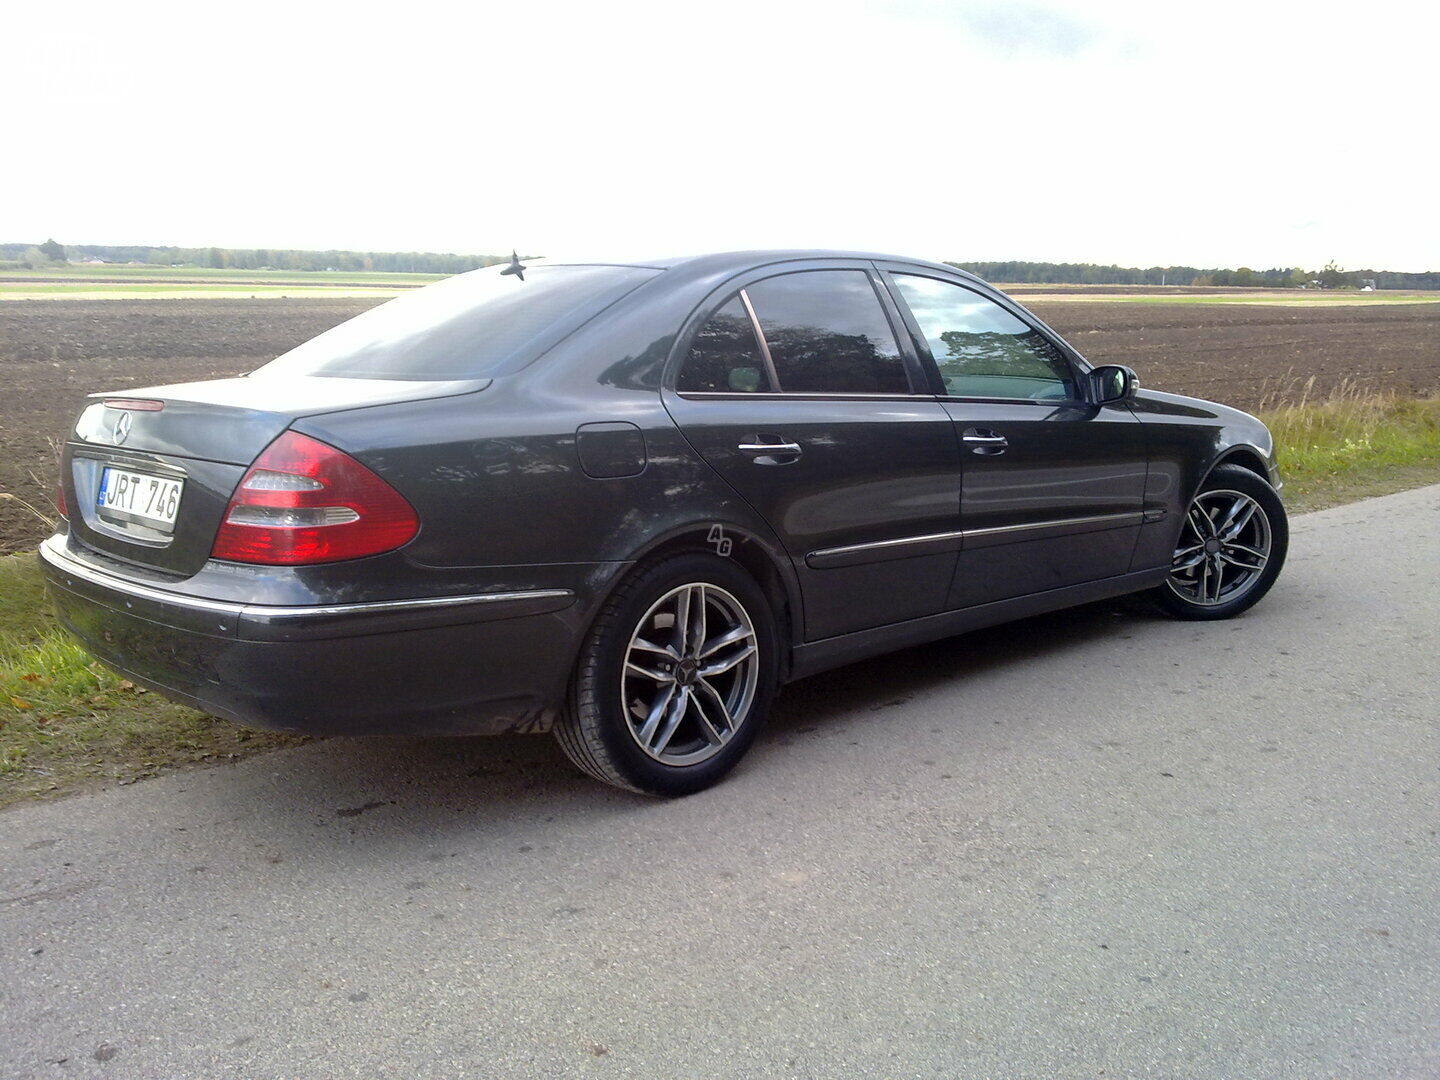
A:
[[211, 431, 418, 565]]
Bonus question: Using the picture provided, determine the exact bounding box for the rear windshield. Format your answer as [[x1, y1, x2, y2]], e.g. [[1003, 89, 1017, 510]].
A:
[[252, 263, 659, 381]]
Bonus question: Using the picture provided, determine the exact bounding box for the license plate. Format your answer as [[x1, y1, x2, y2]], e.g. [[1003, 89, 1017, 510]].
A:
[[96, 467, 185, 533]]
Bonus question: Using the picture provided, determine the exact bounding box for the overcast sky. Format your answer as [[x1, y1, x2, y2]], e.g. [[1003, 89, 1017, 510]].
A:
[[8, 0, 1436, 269]]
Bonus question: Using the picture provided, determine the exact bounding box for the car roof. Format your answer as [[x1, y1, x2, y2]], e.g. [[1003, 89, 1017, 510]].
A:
[[538, 249, 988, 285]]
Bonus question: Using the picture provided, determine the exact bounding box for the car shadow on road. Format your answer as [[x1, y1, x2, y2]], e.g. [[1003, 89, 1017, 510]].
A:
[[178, 596, 1160, 857], [766, 595, 1160, 738]]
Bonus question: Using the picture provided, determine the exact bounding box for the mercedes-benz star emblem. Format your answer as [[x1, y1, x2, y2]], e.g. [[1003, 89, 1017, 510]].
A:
[[113, 411, 132, 445]]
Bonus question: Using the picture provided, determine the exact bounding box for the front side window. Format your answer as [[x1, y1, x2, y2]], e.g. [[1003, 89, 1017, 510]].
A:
[[892, 274, 1075, 400], [677, 296, 772, 393], [744, 270, 909, 394]]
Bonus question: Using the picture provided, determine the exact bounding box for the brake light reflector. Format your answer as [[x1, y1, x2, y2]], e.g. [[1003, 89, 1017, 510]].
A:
[[55, 443, 69, 522], [211, 431, 418, 564]]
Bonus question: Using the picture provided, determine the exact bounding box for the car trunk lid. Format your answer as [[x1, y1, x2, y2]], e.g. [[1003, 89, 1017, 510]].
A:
[[63, 374, 486, 577]]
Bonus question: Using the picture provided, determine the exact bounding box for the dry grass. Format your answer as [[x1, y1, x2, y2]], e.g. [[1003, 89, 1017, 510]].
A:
[[1256, 382, 1440, 510], [0, 491, 57, 532]]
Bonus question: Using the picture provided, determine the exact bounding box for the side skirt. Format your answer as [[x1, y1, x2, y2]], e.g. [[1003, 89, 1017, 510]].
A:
[[786, 566, 1170, 682]]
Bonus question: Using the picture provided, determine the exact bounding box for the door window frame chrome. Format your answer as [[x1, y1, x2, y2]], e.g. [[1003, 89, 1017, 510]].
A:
[[735, 288, 782, 393], [665, 259, 935, 400], [873, 263, 1098, 408]]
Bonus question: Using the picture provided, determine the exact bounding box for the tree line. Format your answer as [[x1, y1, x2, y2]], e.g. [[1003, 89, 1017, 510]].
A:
[[947, 260, 1439, 290], [0, 241, 510, 275], [3, 241, 1435, 289]]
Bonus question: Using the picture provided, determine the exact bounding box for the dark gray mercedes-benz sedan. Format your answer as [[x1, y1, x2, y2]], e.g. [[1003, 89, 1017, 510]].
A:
[[41, 251, 1288, 794]]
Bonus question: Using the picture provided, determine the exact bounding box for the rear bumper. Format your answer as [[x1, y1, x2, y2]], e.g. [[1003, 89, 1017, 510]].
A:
[[38, 536, 584, 736]]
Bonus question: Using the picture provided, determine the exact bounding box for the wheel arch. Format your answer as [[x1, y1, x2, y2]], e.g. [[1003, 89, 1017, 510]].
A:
[[1209, 445, 1270, 482], [597, 522, 803, 678], [1191, 443, 1277, 507], [1148, 443, 1278, 568]]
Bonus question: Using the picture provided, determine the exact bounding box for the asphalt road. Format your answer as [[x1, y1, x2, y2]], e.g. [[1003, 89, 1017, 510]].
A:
[[3, 486, 1437, 1080]]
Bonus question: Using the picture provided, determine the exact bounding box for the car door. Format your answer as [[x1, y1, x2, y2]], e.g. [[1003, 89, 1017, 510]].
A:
[[879, 267, 1149, 609], [662, 261, 963, 641]]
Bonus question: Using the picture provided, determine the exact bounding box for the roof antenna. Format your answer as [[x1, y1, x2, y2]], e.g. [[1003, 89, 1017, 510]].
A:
[[500, 250, 526, 281]]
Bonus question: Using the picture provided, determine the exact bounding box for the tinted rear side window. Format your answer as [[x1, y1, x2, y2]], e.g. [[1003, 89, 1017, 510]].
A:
[[744, 270, 908, 394], [254, 264, 659, 381], [677, 296, 773, 393]]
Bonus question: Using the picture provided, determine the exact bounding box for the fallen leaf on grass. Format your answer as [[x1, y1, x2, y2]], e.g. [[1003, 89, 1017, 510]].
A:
[[8, 697, 32, 710]]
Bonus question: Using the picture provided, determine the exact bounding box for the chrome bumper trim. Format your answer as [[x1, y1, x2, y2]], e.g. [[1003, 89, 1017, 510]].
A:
[[38, 537, 573, 624]]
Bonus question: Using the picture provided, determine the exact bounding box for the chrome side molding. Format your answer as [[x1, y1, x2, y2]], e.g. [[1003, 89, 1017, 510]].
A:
[[806, 530, 966, 569], [807, 511, 1147, 568], [963, 511, 1146, 540]]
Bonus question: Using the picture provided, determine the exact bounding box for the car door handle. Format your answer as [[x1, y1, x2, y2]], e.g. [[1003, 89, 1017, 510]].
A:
[[962, 428, 1008, 454], [738, 439, 802, 461]]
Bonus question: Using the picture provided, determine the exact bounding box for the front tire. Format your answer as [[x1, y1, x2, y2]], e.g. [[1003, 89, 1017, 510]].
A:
[[554, 553, 779, 796], [1149, 463, 1288, 620]]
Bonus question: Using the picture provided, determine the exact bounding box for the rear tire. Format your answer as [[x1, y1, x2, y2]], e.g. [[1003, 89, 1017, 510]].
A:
[[1149, 463, 1288, 621], [554, 553, 779, 796]]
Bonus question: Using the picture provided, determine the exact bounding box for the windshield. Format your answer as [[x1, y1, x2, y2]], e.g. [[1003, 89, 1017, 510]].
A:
[[252, 263, 659, 381]]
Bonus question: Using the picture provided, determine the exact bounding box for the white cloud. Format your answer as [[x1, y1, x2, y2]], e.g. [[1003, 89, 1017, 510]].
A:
[[5, 0, 1436, 269]]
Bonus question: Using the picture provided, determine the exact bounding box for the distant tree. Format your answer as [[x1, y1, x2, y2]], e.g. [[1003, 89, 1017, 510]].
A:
[[38, 238, 66, 262], [206, 247, 227, 269], [1318, 259, 1354, 289]]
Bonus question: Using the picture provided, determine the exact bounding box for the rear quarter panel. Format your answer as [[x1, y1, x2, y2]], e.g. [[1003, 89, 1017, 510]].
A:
[[290, 282, 803, 636]]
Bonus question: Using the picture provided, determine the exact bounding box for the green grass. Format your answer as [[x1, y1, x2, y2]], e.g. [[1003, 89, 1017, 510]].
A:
[[0, 554, 302, 808], [1258, 392, 1440, 511], [1, 265, 445, 285], [0, 264, 441, 301], [1023, 292, 1440, 306], [1128, 294, 1438, 306], [0, 283, 408, 300]]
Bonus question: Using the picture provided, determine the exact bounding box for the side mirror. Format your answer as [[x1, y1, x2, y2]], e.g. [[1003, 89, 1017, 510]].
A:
[[1090, 364, 1139, 404]]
